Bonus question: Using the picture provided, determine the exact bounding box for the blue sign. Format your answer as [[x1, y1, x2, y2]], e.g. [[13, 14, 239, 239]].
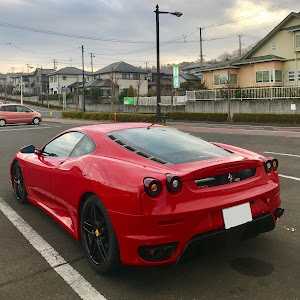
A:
[[62, 86, 67, 93]]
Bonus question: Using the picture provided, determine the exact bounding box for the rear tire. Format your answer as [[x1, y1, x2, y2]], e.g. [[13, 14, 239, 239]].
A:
[[0, 119, 6, 127], [32, 117, 40, 125], [80, 195, 120, 274], [13, 162, 28, 204]]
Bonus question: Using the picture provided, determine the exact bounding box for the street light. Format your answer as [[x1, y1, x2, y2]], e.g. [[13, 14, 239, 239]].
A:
[[155, 4, 182, 123]]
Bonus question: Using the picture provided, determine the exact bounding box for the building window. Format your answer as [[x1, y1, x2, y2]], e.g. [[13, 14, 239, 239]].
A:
[[50, 77, 53, 83], [54, 76, 57, 82], [132, 74, 140, 80], [62, 76, 67, 80], [271, 41, 277, 51], [255, 70, 282, 83], [122, 74, 130, 80], [295, 34, 300, 51], [36, 77, 39, 83], [288, 71, 295, 82], [214, 73, 237, 85]]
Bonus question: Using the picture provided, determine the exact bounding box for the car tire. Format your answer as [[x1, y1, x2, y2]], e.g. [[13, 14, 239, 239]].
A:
[[80, 195, 120, 274], [0, 119, 6, 127], [13, 161, 28, 204], [32, 117, 40, 125]]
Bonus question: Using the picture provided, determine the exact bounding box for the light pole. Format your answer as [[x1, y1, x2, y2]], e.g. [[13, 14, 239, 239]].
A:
[[155, 4, 182, 123]]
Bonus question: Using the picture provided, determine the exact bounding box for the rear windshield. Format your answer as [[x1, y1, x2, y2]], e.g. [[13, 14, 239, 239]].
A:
[[111, 127, 234, 165]]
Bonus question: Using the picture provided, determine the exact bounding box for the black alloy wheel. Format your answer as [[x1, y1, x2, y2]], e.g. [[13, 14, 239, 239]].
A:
[[13, 162, 28, 204], [81, 195, 120, 273]]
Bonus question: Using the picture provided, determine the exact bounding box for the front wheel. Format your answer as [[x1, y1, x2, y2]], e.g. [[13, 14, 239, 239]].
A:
[[13, 162, 28, 204], [80, 195, 120, 274], [32, 117, 40, 125]]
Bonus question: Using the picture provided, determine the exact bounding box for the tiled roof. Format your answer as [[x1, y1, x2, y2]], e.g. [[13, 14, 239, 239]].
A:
[[233, 55, 286, 65], [94, 61, 147, 75], [48, 67, 92, 76], [180, 74, 200, 81], [182, 62, 209, 71]]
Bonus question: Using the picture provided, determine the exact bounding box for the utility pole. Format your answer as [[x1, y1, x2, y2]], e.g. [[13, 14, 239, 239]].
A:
[[89, 53, 95, 73], [40, 66, 43, 103], [227, 70, 231, 121], [26, 64, 31, 73], [198, 27, 204, 68], [21, 72, 23, 105], [53, 59, 57, 70], [69, 58, 72, 66], [238, 35, 242, 57], [11, 67, 15, 73], [82, 45, 85, 112]]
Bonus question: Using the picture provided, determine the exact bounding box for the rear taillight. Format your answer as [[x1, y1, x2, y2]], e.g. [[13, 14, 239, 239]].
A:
[[166, 174, 182, 192], [260, 157, 278, 173], [144, 178, 162, 197], [272, 158, 278, 171]]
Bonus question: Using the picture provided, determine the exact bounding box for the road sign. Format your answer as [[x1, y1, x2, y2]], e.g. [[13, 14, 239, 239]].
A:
[[173, 66, 179, 88], [124, 97, 135, 105], [62, 86, 67, 93]]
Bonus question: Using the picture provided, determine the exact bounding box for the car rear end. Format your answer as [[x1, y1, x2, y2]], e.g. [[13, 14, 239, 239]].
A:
[[105, 126, 283, 266]]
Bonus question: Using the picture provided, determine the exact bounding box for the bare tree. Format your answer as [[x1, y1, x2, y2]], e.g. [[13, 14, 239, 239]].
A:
[[109, 69, 119, 112], [134, 75, 143, 113]]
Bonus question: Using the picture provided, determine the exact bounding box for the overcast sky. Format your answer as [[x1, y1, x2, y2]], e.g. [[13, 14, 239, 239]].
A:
[[0, 0, 299, 74]]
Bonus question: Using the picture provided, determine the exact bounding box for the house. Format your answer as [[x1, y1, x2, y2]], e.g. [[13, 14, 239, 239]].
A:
[[179, 73, 201, 85], [11, 72, 35, 94], [181, 62, 209, 82], [48, 67, 92, 94], [32, 68, 55, 94], [148, 67, 173, 92], [93, 61, 148, 96], [0, 74, 6, 88], [199, 12, 300, 89], [68, 79, 115, 98]]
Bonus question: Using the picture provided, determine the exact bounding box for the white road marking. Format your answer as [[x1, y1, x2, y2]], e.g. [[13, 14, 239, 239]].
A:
[[279, 174, 300, 181], [264, 151, 300, 158], [0, 197, 105, 300], [0, 126, 62, 132]]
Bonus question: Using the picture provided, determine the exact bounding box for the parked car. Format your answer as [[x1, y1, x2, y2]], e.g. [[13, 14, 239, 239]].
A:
[[10, 123, 284, 273], [0, 104, 42, 126]]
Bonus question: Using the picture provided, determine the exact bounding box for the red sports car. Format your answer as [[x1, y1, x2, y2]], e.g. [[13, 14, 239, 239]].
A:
[[11, 123, 284, 273]]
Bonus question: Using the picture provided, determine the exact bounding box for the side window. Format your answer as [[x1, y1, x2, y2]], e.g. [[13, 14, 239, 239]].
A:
[[16, 105, 29, 112], [0, 106, 4, 111], [43, 132, 84, 158], [70, 135, 96, 157], [6, 105, 17, 112]]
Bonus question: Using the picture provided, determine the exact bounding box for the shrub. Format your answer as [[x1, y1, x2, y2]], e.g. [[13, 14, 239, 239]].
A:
[[232, 113, 300, 124], [169, 112, 228, 122], [62, 111, 83, 119], [62, 111, 156, 123]]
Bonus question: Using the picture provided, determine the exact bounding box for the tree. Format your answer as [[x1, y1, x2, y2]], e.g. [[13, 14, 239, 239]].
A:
[[118, 88, 128, 101], [90, 87, 101, 101], [127, 85, 135, 97], [109, 69, 119, 112], [135, 76, 144, 112]]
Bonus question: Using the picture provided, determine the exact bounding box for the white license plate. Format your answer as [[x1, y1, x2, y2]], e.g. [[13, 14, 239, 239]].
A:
[[222, 202, 252, 229]]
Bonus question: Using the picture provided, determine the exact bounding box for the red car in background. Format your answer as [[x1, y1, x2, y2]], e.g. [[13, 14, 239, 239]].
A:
[[0, 104, 42, 126], [10, 123, 284, 273]]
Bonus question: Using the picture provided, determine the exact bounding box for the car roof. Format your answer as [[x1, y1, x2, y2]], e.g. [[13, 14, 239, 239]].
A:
[[69, 122, 163, 135]]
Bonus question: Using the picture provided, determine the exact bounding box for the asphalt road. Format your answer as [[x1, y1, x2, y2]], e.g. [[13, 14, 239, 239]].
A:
[[0, 120, 299, 300]]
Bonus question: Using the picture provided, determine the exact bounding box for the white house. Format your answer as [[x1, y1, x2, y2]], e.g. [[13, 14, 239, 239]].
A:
[[48, 67, 92, 94], [93, 61, 148, 96]]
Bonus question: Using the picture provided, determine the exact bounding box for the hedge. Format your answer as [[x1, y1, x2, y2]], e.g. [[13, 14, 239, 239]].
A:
[[169, 112, 228, 122], [62, 111, 157, 123], [232, 113, 300, 124]]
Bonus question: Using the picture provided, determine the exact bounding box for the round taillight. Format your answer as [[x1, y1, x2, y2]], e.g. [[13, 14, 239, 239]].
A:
[[272, 158, 278, 171], [264, 159, 273, 173], [144, 178, 162, 197], [166, 174, 182, 193]]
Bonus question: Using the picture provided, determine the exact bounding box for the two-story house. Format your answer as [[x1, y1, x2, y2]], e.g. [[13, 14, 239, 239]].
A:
[[48, 67, 92, 94], [33, 68, 55, 94], [93, 62, 148, 96], [198, 12, 300, 89]]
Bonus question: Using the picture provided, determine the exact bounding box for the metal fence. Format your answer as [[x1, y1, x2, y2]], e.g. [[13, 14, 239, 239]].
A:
[[132, 96, 185, 106], [186, 86, 300, 101]]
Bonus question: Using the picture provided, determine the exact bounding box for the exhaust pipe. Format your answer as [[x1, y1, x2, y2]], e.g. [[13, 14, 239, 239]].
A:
[[274, 207, 284, 220]]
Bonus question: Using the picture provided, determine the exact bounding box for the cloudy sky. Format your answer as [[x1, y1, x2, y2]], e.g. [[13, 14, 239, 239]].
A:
[[0, 0, 299, 74]]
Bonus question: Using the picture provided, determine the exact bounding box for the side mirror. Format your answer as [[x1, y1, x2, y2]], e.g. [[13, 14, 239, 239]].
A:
[[20, 145, 35, 153]]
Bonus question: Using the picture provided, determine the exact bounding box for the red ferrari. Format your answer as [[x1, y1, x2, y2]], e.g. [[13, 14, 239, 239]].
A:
[[11, 123, 284, 273]]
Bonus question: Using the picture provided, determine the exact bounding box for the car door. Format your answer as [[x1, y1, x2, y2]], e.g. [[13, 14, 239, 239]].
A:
[[24, 131, 85, 212], [16, 105, 31, 123], [3, 105, 17, 124], [54, 134, 96, 218]]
